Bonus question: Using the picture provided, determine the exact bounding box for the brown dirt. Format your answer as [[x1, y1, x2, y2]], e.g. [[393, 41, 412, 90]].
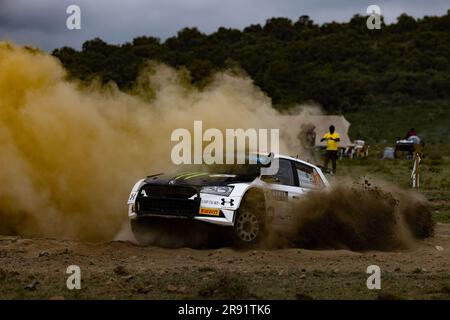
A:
[[0, 224, 449, 300], [275, 180, 435, 251]]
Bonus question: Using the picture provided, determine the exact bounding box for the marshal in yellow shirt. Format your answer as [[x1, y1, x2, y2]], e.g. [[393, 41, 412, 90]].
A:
[[323, 132, 340, 151]]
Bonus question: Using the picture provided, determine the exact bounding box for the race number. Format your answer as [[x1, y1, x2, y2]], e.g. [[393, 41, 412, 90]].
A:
[[128, 191, 138, 204]]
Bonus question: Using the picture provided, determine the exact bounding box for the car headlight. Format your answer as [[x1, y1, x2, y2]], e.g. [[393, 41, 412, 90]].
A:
[[200, 186, 234, 196]]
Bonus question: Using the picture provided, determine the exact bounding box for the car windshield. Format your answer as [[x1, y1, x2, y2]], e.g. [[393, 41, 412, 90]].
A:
[[175, 154, 270, 176], [176, 163, 262, 176]]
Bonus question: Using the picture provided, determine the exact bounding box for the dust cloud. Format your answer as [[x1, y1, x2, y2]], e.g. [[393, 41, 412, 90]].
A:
[[0, 43, 433, 247], [0, 42, 316, 241], [273, 179, 435, 251]]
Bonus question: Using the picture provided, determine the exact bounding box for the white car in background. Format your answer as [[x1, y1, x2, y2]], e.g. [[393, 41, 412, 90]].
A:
[[128, 154, 329, 247]]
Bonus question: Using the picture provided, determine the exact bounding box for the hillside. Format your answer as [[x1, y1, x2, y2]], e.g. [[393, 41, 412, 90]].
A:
[[53, 11, 450, 114]]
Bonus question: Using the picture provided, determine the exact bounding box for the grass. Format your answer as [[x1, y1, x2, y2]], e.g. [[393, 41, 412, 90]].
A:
[[345, 100, 450, 144]]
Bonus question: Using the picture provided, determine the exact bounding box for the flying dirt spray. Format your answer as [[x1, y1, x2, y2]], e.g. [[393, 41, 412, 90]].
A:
[[0, 42, 433, 248], [267, 179, 434, 251]]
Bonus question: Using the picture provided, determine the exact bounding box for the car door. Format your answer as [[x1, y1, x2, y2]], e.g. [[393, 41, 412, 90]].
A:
[[294, 161, 326, 193], [261, 158, 302, 228]]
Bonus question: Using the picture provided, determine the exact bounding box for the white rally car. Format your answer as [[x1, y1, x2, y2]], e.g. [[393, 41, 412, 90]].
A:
[[128, 154, 329, 247]]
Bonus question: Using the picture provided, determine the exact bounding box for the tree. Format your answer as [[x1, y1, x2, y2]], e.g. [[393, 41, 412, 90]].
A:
[[53, 11, 450, 112]]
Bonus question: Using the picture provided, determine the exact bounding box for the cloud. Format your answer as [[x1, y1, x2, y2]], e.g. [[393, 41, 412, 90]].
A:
[[0, 0, 448, 51]]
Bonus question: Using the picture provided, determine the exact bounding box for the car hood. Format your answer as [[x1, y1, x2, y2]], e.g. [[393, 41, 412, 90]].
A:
[[143, 172, 257, 186]]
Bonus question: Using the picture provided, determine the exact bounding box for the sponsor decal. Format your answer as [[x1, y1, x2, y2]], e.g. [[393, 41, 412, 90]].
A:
[[173, 172, 208, 181], [221, 198, 235, 206], [201, 199, 220, 206], [182, 172, 208, 180], [269, 190, 288, 201], [209, 174, 236, 178], [199, 208, 220, 216]]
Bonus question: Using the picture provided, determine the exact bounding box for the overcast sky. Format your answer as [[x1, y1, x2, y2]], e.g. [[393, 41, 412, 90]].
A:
[[0, 0, 449, 51]]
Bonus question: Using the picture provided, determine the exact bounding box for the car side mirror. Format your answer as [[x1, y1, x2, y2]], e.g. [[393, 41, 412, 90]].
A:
[[261, 175, 280, 184]]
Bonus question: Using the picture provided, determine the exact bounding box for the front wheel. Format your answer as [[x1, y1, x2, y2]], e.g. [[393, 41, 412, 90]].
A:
[[131, 217, 223, 248], [130, 218, 158, 246], [231, 191, 266, 248]]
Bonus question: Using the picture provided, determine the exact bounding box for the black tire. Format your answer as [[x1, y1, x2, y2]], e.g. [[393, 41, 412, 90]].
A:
[[130, 218, 158, 246], [231, 190, 266, 248], [131, 217, 223, 248]]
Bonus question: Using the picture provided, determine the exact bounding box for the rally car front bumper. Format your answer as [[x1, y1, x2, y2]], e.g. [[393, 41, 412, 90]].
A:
[[128, 183, 242, 227]]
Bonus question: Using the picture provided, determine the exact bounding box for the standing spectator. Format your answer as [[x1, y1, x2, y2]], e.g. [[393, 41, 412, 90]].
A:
[[321, 125, 340, 174], [405, 128, 417, 139]]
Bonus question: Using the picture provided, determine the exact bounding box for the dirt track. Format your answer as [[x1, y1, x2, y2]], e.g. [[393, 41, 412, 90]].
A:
[[0, 224, 449, 300]]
